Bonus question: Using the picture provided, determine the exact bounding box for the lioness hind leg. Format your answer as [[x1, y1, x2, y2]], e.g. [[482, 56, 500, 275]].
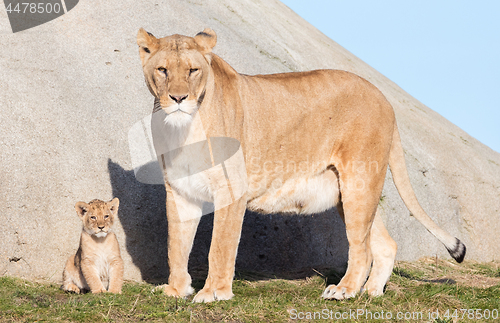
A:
[[323, 153, 390, 301], [363, 209, 397, 296], [322, 194, 376, 300]]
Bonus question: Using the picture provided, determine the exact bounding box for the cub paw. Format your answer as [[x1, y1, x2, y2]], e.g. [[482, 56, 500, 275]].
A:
[[62, 283, 81, 294], [321, 284, 358, 300], [192, 287, 233, 303], [154, 284, 194, 298], [91, 288, 107, 294]]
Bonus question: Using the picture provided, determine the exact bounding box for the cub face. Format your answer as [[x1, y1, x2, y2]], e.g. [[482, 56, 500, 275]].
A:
[[75, 198, 119, 238], [136, 28, 217, 127]]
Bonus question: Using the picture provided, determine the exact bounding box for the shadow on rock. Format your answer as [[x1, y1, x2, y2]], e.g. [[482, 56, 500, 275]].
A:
[[237, 209, 349, 279], [108, 159, 169, 283]]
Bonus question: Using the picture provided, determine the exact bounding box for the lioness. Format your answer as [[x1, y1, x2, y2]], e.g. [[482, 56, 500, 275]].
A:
[[136, 28, 465, 302], [62, 198, 124, 294]]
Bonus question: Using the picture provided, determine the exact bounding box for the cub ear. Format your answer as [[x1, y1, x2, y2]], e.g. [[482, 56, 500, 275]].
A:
[[107, 197, 120, 215], [137, 28, 159, 65], [75, 202, 89, 219], [194, 28, 217, 54]]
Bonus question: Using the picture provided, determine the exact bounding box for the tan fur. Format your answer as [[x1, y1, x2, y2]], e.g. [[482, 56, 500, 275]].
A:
[[137, 28, 465, 302], [62, 198, 124, 294]]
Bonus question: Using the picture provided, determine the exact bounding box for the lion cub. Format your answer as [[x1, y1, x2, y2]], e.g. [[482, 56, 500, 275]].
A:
[[62, 198, 124, 294]]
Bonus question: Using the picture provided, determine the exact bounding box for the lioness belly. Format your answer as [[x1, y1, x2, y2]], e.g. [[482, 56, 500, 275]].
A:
[[247, 170, 339, 214]]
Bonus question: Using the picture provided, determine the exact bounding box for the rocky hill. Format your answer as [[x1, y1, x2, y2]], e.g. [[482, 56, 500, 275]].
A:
[[1, 0, 499, 282]]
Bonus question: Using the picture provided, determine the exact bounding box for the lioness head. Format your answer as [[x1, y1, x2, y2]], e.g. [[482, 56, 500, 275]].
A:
[[75, 198, 119, 238], [137, 28, 217, 128]]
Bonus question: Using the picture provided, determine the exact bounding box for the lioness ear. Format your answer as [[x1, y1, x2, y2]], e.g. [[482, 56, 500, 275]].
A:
[[75, 202, 89, 219], [107, 197, 120, 215], [137, 28, 159, 65], [194, 28, 217, 54]]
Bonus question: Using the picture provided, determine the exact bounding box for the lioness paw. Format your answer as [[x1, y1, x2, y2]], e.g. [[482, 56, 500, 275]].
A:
[[192, 287, 234, 303], [154, 284, 194, 298], [362, 282, 385, 297], [321, 284, 358, 300], [92, 288, 107, 294]]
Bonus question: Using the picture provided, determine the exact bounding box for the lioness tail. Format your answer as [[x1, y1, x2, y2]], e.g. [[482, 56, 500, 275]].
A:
[[388, 123, 466, 263]]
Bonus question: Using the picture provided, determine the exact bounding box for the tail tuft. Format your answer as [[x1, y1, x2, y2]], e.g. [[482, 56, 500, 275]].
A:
[[446, 238, 466, 263]]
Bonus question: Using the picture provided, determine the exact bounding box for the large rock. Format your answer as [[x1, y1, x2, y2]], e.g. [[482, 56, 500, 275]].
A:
[[1, 0, 499, 282]]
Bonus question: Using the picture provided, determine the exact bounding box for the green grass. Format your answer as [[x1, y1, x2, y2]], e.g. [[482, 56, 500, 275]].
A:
[[1, 259, 499, 322]]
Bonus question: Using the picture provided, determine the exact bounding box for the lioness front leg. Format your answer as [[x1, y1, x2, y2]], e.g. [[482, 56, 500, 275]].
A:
[[157, 189, 201, 298], [193, 195, 247, 303]]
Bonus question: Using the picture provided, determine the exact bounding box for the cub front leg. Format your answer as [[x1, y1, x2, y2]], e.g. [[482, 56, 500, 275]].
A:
[[107, 254, 124, 294], [193, 195, 247, 303], [156, 189, 201, 298], [81, 259, 107, 294]]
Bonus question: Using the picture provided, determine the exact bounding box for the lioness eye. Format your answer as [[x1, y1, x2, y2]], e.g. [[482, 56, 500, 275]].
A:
[[158, 67, 167, 75], [190, 68, 199, 75], [91, 216, 96, 220], [104, 215, 109, 219]]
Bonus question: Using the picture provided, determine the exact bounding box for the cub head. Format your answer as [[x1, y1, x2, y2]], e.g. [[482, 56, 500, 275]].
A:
[[75, 198, 119, 238], [137, 28, 217, 128]]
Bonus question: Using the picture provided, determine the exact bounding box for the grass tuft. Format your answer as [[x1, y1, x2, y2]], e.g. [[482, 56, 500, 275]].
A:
[[0, 259, 499, 322]]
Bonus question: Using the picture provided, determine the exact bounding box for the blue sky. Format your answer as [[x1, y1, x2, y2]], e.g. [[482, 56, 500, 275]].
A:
[[280, 0, 500, 153]]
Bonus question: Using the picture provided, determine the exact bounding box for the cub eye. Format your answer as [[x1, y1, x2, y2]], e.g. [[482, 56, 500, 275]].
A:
[[189, 68, 199, 75], [158, 67, 167, 75], [104, 215, 109, 219], [90, 216, 96, 220]]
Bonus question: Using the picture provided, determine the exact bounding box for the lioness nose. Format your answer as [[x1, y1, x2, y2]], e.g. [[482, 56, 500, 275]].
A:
[[169, 94, 188, 104], [98, 226, 104, 230]]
